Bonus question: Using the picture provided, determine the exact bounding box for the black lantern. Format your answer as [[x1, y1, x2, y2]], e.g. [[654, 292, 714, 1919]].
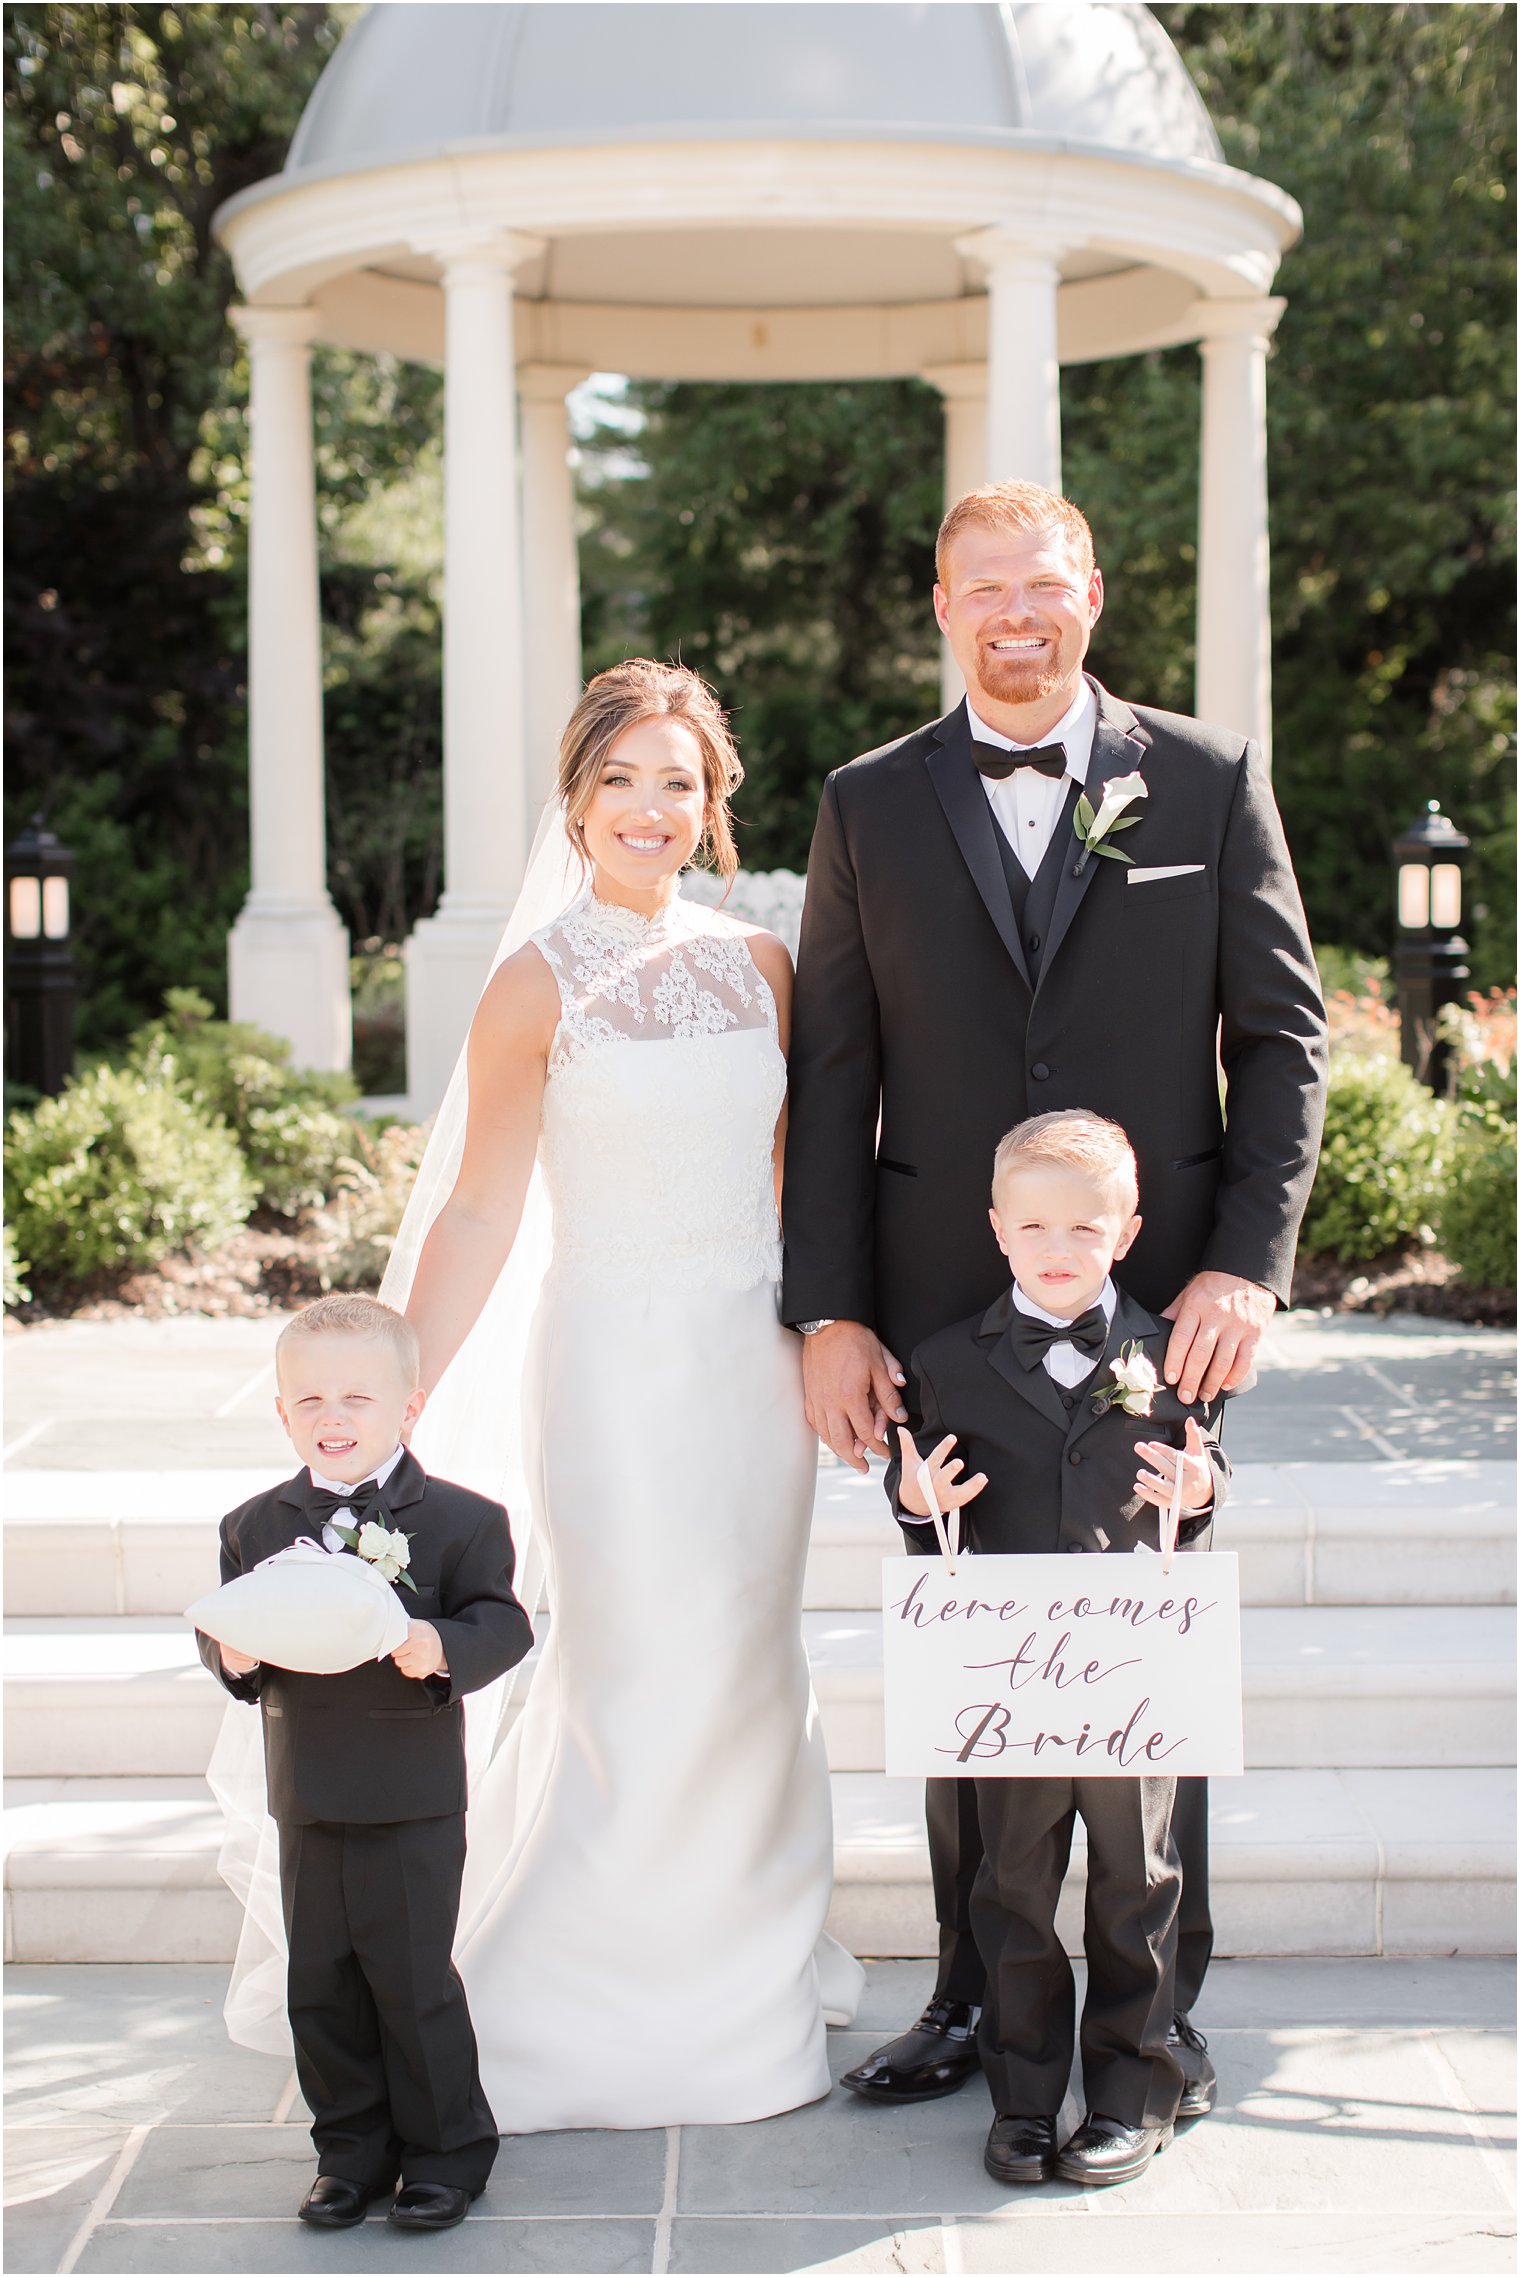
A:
[[1392, 801, 1470, 1093], [4, 816, 78, 1097]]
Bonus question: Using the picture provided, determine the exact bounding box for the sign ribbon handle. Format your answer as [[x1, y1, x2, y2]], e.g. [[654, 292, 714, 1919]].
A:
[[917, 1457, 960, 1576], [1160, 1436, 1185, 1575]]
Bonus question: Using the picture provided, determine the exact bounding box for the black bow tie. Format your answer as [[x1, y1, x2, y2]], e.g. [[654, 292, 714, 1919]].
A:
[[971, 741, 1067, 781], [302, 1474, 383, 1527], [1010, 1305, 1109, 1371]]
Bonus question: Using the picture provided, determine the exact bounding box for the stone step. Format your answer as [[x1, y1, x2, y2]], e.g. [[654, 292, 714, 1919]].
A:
[[5, 1460, 1515, 1617], [5, 1605, 1514, 1779], [5, 1766, 1512, 1965], [807, 1460, 1518, 1609], [807, 1604, 1517, 1773]]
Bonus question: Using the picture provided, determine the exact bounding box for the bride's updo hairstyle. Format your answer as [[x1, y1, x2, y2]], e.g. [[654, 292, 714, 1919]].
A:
[[557, 660, 744, 885]]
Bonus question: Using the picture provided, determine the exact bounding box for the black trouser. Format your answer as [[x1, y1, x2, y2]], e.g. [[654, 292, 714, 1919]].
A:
[[278, 1814, 498, 2194], [972, 1775, 1185, 2129], [927, 1772, 1212, 2012]]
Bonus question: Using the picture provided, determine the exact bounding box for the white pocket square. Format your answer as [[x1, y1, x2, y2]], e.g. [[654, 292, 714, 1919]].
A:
[[1126, 864, 1207, 885]]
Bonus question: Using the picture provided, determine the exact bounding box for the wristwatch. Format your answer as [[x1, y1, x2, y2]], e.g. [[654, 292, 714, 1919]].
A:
[[795, 1319, 837, 1336]]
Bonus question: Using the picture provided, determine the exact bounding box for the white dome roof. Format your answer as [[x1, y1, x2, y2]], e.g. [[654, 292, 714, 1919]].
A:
[[287, 2, 1223, 179]]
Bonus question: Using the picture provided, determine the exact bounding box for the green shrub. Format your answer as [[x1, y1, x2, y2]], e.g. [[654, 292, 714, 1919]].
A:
[[125, 991, 362, 1217], [1315, 945, 1390, 1001], [1435, 1108, 1517, 1289], [5, 1064, 254, 1280], [1299, 1052, 1452, 1263], [309, 1119, 431, 1290], [4, 1224, 31, 1309]]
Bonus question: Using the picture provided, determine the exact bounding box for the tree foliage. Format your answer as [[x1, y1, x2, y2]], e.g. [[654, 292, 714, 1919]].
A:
[[5, 1, 1513, 1056], [584, 4, 1515, 980], [3, 2, 444, 1043]]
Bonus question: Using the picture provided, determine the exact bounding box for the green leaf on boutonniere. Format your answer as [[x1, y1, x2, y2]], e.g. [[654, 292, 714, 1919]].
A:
[[1074, 791, 1096, 835], [1093, 842, 1135, 862]]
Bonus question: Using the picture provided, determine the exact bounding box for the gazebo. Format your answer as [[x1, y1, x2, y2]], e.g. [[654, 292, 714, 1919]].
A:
[[214, 0, 1301, 1108]]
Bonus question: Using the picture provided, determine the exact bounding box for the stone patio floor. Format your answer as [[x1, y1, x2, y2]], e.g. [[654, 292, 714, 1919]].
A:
[[5, 1958, 1514, 2276]]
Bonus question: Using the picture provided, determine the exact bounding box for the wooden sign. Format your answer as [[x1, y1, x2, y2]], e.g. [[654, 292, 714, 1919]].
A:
[[881, 1551, 1244, 1779]]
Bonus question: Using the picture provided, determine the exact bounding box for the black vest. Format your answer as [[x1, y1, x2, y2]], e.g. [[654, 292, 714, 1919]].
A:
[[992, 778, 1081, 987]]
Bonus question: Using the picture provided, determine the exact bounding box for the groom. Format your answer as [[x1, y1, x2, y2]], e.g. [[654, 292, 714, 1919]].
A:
[[782, 481, 1327, 2118]]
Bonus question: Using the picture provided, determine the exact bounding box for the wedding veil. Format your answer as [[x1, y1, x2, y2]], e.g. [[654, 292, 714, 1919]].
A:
[[209, 800, 583, 2053]]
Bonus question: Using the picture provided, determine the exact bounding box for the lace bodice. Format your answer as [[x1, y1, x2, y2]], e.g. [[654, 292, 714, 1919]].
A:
[[530, 891, 785, 1288]]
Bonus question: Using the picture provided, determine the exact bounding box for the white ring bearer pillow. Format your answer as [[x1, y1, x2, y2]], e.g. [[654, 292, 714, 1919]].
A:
[[186, 1538, 410, 1675]]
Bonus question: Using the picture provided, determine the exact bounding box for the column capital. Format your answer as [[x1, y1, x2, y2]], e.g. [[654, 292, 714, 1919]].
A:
[[414, 228, 545, 281], [516, 362, 593, 403], [1192, 295, 1286, 346], [919, 360, 988, 402], [955, 228, 1069, 282], [229, 303, 321, 349]]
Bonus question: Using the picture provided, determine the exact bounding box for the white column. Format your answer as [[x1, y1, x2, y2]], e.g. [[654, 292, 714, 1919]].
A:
[[226, 305, 351, 1074], [405, 231, 540, 1114], [956, 231, 1064, 492], [921, 361, 988, 710], [518, 363, 590, 828], [1195, 296, 1285, 761]]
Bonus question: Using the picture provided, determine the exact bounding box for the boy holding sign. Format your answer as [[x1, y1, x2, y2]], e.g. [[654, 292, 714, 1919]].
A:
[[889, 1111, 1231, 2190]]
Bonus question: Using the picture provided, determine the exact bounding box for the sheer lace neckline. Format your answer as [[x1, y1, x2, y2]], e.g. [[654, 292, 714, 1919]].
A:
[[580, 888, 691, 945]]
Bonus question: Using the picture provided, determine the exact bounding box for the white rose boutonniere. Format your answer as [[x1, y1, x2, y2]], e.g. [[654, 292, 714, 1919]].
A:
[[1073, 769, 1147, 875], [1091, 1339, 1160, 1418], [333, 1511, 418, 1592]]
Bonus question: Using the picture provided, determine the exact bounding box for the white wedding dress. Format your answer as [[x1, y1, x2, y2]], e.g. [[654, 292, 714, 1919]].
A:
[[454, 887, 863, 2132]]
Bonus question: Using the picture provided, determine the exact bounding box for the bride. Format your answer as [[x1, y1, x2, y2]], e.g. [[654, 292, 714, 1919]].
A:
[[400, 658, 862, 2132]]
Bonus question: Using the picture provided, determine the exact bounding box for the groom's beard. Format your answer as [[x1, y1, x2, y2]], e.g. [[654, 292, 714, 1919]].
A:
[[971, 624, 1068, 708]]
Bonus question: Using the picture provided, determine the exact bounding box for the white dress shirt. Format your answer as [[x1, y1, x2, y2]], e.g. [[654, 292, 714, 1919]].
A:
[[310, 1440, 406, 1554], [1009, 1275, 1117, 1387], [967, 678, 1097, 878]]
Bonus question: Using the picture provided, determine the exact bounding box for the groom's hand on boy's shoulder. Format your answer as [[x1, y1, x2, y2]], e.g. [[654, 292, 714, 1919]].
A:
[[802, 1321, 908, 1472], [1161, 1271, 1274, 1404]]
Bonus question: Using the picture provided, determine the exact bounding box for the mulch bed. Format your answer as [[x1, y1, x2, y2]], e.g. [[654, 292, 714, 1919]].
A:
[[1288, 1246, 1516, 1328], [8, 1231, 1515, 1331], [6, 1223, 341, 1327]]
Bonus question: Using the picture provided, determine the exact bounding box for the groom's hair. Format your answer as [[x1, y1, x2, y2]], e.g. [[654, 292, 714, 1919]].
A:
[[937, 483, 1095, 587], [992, 1111, 1139, 1216], [276, 1294, 421, 1389]]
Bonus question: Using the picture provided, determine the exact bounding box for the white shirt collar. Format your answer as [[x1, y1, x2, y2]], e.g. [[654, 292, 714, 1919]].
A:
[[965, 677, 1096, 784], [1009, 1274, 1117, 1332], [308, 1442, 406, 1498]]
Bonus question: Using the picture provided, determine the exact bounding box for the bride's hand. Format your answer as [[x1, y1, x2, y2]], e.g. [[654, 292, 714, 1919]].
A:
[[802, 1321, 907, 1471]]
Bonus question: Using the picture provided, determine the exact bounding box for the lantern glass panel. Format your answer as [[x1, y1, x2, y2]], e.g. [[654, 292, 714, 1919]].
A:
[[1397, 864, 1430, 930], [1430, 864, 1462, 930], [9, 876, 41, 939]]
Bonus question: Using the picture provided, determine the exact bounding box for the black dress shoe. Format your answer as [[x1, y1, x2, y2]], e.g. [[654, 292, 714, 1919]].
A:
[[1055, 2112, 1173, 2188], [387, 2182, 479, 2232], [984, 2113, 1058, 2185], [297, 2175, 394, 2228], [1170, 2012, 1217, 2119], [841, 1999, 983, 2103]]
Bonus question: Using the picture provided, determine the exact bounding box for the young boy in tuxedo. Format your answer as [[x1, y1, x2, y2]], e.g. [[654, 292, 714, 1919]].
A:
[[889, 1111, 1230, 2191], [197, 1293, 533, 2235]]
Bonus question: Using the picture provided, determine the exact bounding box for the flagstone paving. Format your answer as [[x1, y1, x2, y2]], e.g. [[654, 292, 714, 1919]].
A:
[[4, 1308, 1515, 1471], [4, 1959, 1513, 2275]]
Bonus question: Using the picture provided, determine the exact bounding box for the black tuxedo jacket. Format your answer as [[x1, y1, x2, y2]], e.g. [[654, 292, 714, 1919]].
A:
[[781, 682, 1328, 1370], [886, 1287, 1230, 1558], [197, 1451, 533, 1826]]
